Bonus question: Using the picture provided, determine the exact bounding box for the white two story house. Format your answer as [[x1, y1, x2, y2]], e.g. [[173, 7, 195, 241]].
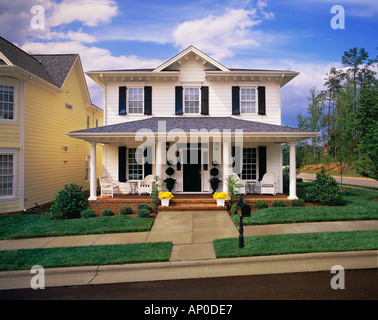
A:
[[68, 46, 317, 201]]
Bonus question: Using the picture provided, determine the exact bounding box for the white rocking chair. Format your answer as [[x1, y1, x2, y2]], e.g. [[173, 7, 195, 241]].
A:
[[260, 173, 277, 195], [138, 174, 155, 195], [99, 176, 119, 198]]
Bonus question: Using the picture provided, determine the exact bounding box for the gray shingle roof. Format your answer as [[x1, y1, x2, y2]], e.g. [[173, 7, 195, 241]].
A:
[[69, 117, 313, 135], [32, 54, 78, 87], [0, 37, 78, 88]]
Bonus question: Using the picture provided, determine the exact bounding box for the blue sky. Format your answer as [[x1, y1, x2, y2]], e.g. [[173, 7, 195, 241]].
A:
[[1, 0, 377, 126]]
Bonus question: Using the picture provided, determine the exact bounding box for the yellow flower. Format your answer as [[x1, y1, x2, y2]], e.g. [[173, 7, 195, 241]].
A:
[[213, 192, 228, 200], [159, 192, 173, 199]]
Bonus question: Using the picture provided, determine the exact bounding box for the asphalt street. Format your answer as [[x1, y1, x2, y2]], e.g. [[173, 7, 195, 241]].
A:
[[297, 173, 378, 188], [1, 269, 376, 301]]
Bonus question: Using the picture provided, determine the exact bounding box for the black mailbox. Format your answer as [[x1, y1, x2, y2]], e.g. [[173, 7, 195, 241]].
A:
[[237, 195, 251, 218], [241, 204, 251, 218]]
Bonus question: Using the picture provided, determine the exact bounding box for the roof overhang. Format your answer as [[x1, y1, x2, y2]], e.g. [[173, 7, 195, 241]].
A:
[[0, 65, 62, 93], [86, 70, 180, 87]]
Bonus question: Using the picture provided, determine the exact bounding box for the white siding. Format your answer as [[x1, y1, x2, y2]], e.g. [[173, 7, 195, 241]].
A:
[[104, 56, 282, 126]]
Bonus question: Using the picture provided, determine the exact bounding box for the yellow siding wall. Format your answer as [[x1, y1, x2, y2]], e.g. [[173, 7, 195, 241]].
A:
[[0, 77, 21, 213], [24, 63, 103, 210]]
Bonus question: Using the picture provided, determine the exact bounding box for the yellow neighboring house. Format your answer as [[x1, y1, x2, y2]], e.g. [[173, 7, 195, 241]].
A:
[[0, 37, 103, 214]]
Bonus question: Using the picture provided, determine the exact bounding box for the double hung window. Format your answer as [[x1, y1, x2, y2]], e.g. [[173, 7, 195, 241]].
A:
[[0, 84, 15, 121], [184, 88, 200, 114], [0, 152, 16, 199], [240, 88, 256, 114], [128, 88, 143, 113]]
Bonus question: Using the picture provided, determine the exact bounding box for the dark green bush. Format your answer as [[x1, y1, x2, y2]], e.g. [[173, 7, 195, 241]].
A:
[[120, 206, 132, 215], [80, 209, 97, 218], [231, 202, 238, 215], [290, 198, 305, 207], [305, 167, 344, 206], [50, 182, 87, 219], [272, 200, 288, 207], [137, 204, 152, 218], [254, 200, 268, 209], [102, 209, 114, 216]]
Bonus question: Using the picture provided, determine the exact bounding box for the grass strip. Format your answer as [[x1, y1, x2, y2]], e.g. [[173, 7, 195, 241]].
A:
[[213, 230, 378, 258], [0, 215, 154, 240], [0, 242, 172, 271], [234, 188, 378, 226]]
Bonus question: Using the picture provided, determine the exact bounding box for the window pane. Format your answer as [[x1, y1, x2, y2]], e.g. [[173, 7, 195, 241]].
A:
[[241, 148, 257, 180], [0, 85, 14, 120], [184, 88, 199, 113], [240, 88, 256, 114], [128, 148, 143, 180], [0, 154, 14, 196], [128, 88, 143, 113]]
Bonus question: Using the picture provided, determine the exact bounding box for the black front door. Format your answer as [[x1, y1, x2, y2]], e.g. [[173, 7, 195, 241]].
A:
[[183, 149, 201, 192]]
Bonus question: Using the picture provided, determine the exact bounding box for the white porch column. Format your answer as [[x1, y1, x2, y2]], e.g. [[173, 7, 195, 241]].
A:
[[89, 142, 97, 201], [222, 140, 231, 192], [155, 141, 164, 178], [288, 141, 298, 200]]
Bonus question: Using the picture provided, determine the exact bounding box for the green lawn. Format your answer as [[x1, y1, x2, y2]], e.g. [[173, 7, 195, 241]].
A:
[[214, 230, 378, 258], [0, 242, 172, 271], [0, 215, 154, 240], [233, 187, 378, 226]]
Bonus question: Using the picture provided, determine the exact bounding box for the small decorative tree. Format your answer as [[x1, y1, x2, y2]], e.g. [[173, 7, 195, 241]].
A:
[[150, 175, 162, 210], [164, 167, 176, 192], [50, 182, 87, 219], [226, 176, 240, 207], [209, 167, 221, 193], [305, 167, 344, 206]]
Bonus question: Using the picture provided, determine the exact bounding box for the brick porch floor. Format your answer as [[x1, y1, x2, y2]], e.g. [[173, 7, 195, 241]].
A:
[[89, 193, 289, 215]]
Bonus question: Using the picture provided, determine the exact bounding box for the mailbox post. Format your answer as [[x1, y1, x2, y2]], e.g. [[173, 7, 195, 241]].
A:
[[237, 195, 251, 249]]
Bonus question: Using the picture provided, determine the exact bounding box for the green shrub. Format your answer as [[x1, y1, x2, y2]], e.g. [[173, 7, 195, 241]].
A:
[[305, 167, 344, 206], [231, 202, 238, 215], [254, 200, 268, 209], [272, 200, 288, 207], [102, 209, 114, 216], [50, 182, 87, 219], [290, 198, 305, 207], [80, 209, 97, 218], [137, 204, 152, 218], [120, 206, 132, 215]]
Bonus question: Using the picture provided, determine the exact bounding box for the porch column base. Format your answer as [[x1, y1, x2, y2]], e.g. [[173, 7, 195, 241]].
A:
[[287, 195, 298, 200]]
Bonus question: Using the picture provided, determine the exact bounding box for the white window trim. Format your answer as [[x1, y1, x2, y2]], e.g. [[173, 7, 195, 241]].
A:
[[0, 149, 18, 201], [183, 87, 201, 115], [85, 155, 90, 182], [240, 86, 258, 115], [0, 79, 18, 124], [127, 148, 144, 181], [127, 87, 144, 114]]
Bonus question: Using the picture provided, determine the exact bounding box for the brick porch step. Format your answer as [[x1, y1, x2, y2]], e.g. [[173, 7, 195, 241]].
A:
[[158, 204, 227, 211]]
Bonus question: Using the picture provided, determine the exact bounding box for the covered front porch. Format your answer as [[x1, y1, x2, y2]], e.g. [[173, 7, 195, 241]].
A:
[[67, 117, 318, 206]]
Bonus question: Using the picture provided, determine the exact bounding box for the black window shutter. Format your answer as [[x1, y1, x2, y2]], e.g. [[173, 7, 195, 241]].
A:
[[144, 86, 152, 115], [175, 86, 183, 115], [143, 147, 152, 177], [118, 146, 127, 182], [119, 86, 127, 115], [258, 86, 266, 115], [232, 146, 242, 176], [201, 86, 209, 115], [258, 146, 267, 181], [232, 86, 240, 115]]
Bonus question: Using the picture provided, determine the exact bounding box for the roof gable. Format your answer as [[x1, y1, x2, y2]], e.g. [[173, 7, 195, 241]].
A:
[[153, 46, 229, 72]]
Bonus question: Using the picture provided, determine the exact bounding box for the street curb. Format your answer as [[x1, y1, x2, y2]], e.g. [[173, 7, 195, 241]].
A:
[[1, 250, 376, 290]]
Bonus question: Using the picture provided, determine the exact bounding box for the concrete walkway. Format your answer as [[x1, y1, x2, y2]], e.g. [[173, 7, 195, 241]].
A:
[[0, 211, 377, 290]]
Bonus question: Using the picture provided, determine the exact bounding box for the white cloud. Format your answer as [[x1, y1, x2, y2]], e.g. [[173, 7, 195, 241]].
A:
[[47, 0, 119, 27], [172, 8, 263, 60]]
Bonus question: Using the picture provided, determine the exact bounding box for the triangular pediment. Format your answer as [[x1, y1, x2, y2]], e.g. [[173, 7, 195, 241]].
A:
[[153, 46, 229, 72]]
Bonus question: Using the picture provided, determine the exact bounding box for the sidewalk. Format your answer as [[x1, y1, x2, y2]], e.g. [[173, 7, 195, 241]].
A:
[[0, 211, 377, 290]]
